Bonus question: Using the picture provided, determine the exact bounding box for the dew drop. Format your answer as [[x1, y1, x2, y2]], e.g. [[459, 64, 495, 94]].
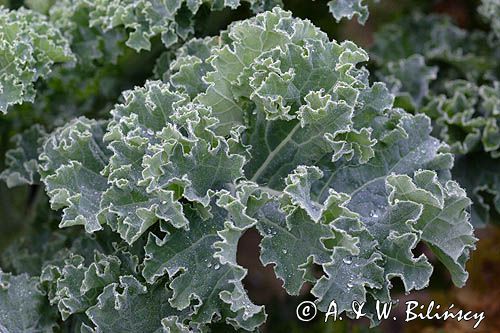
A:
[[282, 249, 288, 254], [343, 258, 352, 264], [214, 264, 220, 270]]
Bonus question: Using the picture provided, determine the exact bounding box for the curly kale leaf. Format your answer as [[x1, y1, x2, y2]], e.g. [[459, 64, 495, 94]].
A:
[[372, 10, 499, 227], [371, 13, 498, 81], [84, 276, 187, 333], [45, 0, 283, 53], [0, 7, 74, 113], [376, 54, 438, 110], [453, 153, 500, 226], [327, 0, 372, 25], [34, 8, 477, 329], [0, 125, 47, 187], [39, 117, 112, 233], [0, 270, 59, 332]]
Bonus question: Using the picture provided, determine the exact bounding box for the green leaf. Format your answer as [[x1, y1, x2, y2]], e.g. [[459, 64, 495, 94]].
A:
[[387, 170, 476, 286], [143, 205, 266, 330], [85, 276, 184, 333], [327, 0, 370, 25], [453, 153, 500, 226], [0, 270, 58, 333], [193, 8, 328, 134], [41, 253, 124, 320], [84, 0, 282, 52], [101, 81, 246, 243], [168, 37, 219, 97], [256, 202, 334, 294], [372, 13, 496, 81], [12, 8, 479, 331], [377, 55, 437, 109], [0, 125, 47, 187], [150, 8, 475, 324], [40, 117, 111, 233], [0, 7, 74, 113], [313, 248, 384, 313]]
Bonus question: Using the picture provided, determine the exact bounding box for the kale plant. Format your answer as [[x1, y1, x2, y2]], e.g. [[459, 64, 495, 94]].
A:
[[1, 0, 496, 332], [372, 3, 500, 226]]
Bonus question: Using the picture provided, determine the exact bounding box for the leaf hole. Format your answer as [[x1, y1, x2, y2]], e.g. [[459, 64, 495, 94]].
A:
[[236, 227, 287, 305]]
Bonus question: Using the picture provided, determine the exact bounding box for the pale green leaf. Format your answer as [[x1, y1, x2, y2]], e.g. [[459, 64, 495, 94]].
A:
[[0, 125, 47, 187], [143, 205, 265, 330], [40, 117, 111, 233], [327, 0, 370, 25], [0, 7, 74, 113], [0, 270, 58, 333], [85, 276, 183, 333]]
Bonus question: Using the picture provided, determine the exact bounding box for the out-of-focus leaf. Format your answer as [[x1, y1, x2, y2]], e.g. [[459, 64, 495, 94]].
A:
[[377, 54, 437, 109], [479, 0, 500, 40], [0, 125, 47, 187], [327, 0, 371, 25], [0, 270, 58, 332], [0, 7, 74, 113]]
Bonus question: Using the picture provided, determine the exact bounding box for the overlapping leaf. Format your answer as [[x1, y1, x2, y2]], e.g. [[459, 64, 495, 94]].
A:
[[372, 10, 500, 227], [100, 81, 246, 244], [41, 251, 131, 320], [143, 205, 266, 330], [0, 7, 74, 113], [10, 7, 479, 331], [420, 80, 500, 158], [171, 8, 473, 319], [371, 13, 497, 81], [0, 270, 58, 332], [39, 117, 111, 233], [84, 276, 188, 333], [376, 54, 438, 110], [48, 0, 283, 53], [0, 125, 47, 187]]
